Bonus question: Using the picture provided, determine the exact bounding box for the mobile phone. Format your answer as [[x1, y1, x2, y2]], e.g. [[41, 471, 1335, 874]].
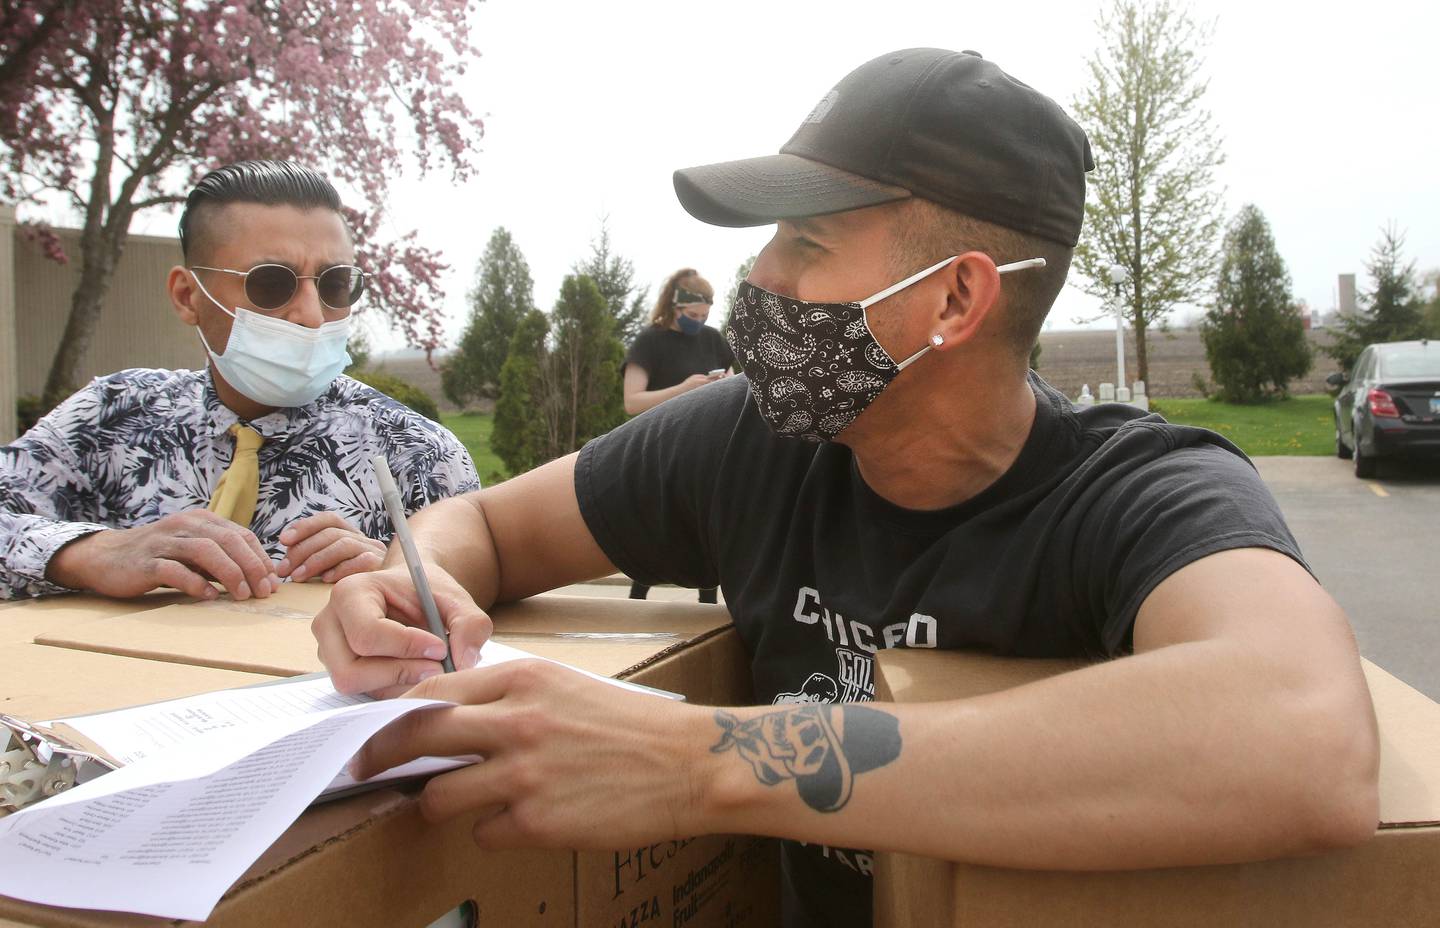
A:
[[708, 368, 726, 376]]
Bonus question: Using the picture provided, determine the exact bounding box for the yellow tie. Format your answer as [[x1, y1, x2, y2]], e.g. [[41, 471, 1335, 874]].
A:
[[208, 424, 264, 527]]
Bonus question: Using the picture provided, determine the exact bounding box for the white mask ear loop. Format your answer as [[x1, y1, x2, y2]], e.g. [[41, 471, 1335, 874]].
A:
[[188, 270, 238, 320], [858, 255, 958, 309], [188, 270, 239, 358], [888, 256, 1048, 371]]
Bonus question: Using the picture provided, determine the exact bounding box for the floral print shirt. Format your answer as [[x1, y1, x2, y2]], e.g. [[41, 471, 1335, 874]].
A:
[[0, 368, 479, 599]]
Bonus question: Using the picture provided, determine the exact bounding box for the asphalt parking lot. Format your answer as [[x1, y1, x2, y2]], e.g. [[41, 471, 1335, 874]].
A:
[[1256, 455, 1440, 701]]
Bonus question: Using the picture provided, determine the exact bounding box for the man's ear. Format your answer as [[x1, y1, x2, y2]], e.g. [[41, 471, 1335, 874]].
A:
[[167, 265, 201, 326], [930, 251, 1001, 351]]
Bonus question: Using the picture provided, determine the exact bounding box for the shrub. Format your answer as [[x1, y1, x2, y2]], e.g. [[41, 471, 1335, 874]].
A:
[[349, 370, 440, 421], [1200, 205, 1310, 403], [16, 395, 48, 435]]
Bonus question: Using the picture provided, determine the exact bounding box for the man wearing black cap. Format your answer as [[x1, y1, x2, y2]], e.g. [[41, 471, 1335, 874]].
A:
[[318, 50, 1378, 927]]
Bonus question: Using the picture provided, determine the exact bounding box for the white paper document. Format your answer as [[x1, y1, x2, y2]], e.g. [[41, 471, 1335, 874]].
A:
[[0, 639, 679, 919], [0, 695, 439, 919]]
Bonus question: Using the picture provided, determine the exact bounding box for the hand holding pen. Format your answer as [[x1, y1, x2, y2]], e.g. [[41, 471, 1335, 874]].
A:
[[372, 455, 456, 673]]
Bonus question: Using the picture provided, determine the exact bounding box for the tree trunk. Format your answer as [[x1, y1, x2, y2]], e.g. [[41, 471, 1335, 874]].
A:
[[567, 339, 579, 451], [41, 244, 122, 407], [1132, 312, 1149, 387], [36, 18, 198, 411], [41, 92, 123, 409], [539, 347, 563, 463]]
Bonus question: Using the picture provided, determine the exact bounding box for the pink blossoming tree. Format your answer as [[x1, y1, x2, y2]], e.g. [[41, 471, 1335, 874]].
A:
[[0, 0, 484, 408]]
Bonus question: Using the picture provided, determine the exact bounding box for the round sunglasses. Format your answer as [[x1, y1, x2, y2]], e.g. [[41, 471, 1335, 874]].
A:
[[189, 263, 367, 312]]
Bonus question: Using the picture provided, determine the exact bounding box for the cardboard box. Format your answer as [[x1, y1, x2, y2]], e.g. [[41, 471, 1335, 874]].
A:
[[0, 587, 781, 928], [32, 590, 733, 678], [873, 650, 1440, 927], [1, 591, 279, 720]]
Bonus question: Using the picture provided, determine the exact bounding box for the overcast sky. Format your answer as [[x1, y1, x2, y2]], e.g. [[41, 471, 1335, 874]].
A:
[[137, 0, 1440, 350]]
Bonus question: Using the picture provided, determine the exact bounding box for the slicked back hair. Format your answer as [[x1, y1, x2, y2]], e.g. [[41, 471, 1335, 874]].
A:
[[889, 199, 1072, 362], [178, 160, 345, 262]]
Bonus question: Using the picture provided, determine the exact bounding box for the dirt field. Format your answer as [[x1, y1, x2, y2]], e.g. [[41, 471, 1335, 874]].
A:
[[1033, 327, 1342, 400], [364, 349, 470, 412], [374, 328, 1345, 410]]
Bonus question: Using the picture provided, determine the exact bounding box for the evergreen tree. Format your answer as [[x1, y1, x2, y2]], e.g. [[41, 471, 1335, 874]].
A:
[[1324, 225, 1427, 375], [1419, 269, 1440, 338], [443, 228, 536, 407], [343, 324, 373, 374], [491, 275, 628, 476], [1072, 0, 1225, 385], [572, 219, 648, 346], [719, 254, 757, 373], [719, 254, 757, 334], [491, 309, 553, 477], [1200, 205, 1310, 402], [551, 274, 627, 451]]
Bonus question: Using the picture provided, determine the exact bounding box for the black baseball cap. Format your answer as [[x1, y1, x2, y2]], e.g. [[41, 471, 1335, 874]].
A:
[[673, 48, 1094, 247]]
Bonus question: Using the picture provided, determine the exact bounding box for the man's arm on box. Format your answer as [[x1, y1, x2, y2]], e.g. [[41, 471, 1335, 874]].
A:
[[346, 490, 1379, 867], [688, 545, 1380, 869]]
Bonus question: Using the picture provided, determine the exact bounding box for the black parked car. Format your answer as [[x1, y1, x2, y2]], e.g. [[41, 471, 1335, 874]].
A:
[[1329, 340, 1440, 477]]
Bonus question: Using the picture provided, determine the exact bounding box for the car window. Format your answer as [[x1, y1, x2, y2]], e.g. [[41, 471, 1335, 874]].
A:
[[1379, 346, 1440, 379], [1355, 350, 1373, 382]]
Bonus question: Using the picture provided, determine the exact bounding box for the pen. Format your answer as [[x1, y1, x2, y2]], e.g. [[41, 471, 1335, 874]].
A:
[[371, 455, 456, 673]]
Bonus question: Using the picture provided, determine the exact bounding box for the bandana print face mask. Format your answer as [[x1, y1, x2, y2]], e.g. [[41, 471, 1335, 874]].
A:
[[725, 256, 1046, 442]]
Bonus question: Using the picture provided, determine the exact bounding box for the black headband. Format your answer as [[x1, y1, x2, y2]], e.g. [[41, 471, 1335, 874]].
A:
[[674, 287, 711, 306]]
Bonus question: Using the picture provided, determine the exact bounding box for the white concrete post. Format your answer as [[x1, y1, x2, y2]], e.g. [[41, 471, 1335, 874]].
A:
[[1107, 265, 1129, 405], [0, 204, 17, 443], [1114, 304, 1126, 395]]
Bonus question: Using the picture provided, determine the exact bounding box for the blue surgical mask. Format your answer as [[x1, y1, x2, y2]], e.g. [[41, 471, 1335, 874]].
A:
[[191, 271, 352, 408], [677, 313, 707, 336]]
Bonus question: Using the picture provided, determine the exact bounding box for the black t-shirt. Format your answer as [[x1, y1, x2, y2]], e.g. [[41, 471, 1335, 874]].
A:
[[574, 373, 1306, 928], [623, 325, 736, 391]]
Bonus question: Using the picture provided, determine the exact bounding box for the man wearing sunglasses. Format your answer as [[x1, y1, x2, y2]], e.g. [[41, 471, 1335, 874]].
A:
[[0, 160, 479, 601], [316, 51, 1377, 928]]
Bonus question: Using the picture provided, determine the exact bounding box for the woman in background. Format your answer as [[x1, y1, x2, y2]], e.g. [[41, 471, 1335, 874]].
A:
[[622, 268, 734, 415], [621, 268, 735, 603]]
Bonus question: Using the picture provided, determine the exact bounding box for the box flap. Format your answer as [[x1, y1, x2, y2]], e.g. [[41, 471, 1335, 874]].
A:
[[31, 587, 732, 680], [876, 650, 1440, 829], [1363, 661, 1440, 828], [34, 598, 327, 676], [0, 589, 188, 648], [874, 649, 1086, 702], [0, 639, 276, 721]]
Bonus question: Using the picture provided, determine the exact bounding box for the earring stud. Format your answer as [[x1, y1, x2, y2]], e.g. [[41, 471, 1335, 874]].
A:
[[930, 334, 944, 347]]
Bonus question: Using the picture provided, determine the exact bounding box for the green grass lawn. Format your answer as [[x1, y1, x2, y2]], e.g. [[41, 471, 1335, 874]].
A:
[[442, 396, 1337, 476], [440, 412, 509, 484], [1149, 394, 1335, 456]]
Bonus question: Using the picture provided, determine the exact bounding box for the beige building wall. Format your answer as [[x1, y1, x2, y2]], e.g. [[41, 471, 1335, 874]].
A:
[[11, 225, 202, 404], [0, 206, 16, 443]]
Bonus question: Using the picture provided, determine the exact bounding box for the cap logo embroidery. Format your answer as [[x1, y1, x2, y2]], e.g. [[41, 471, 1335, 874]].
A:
[[804, 90, 839, 124]]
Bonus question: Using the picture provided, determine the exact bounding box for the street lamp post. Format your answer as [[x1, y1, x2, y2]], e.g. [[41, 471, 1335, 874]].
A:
[[1107, 264, 1129, 399]]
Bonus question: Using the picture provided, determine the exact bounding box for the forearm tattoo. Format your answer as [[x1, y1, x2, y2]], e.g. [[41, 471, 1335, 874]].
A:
[[711, 705, 901, 812]]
